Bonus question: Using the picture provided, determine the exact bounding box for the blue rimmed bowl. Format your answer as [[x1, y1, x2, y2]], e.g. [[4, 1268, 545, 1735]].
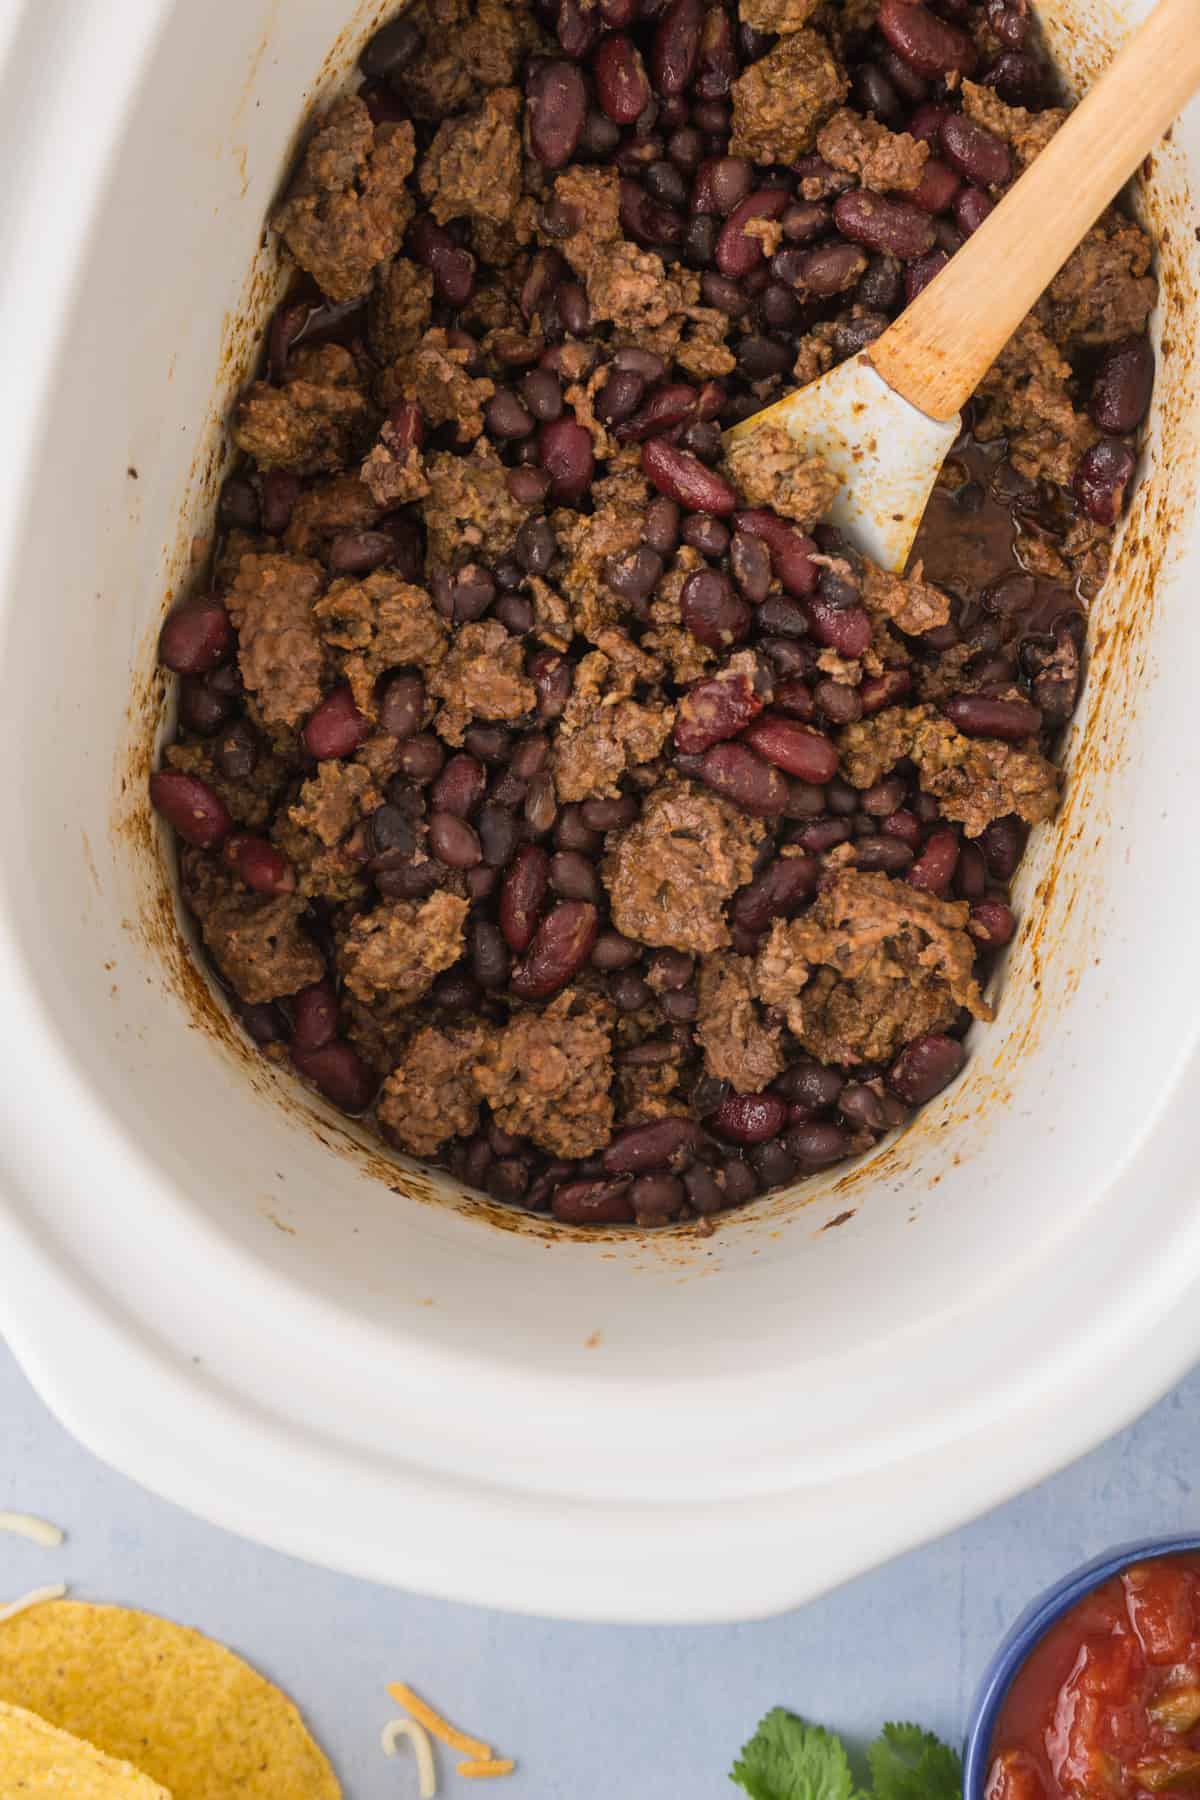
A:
[[963, 1536, 1200, 1799]]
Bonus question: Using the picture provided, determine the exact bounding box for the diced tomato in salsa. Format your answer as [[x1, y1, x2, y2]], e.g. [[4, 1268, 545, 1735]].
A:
[[988, 1555, 1200, 1800]]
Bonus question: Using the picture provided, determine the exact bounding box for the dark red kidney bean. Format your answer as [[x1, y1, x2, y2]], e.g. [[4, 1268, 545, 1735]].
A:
[[557, 0, 601, 56], [429, 811, 482, 869], [943, 694, 1042, 740], [396, 732, 444, 783], [1091, 336, 1154, 434], [954, 187, 994, 236], [593, 33, 651, 122], [551, 1177, 634, 1224], [679, 568, 751, 649], [786, 1121, 854, 1170], [878, 0, 976, 75], [804, 596, 872, 658], [499, 843, 551, 952], [715, 187, 790, 277], [733, 511, 819, 596], [324, 527, 391, 573], [712, 1091, 789, 1144], [732, 851, 818, 932], [303, 684, 369, 760], [527, 59, 587, 166], [790, 816, 850, 854], [549, 849, 601, 902], [291, 1040, 375, 1114], [912, 157, 962, 215], [953, 840, 987, 900], [560, 281, 592, 335], [223, 832, 296, 896], [699, 742, 789, 816], [905, 248, 949, 301], [431, 753, 487, 817], [291, 979, 338, 1053], [604, 1115, 704, 1175], [939, 113, 1011, 188], [601, 0, 639, 25], [983, 48, 1044, 106], [742, 715, 840, 784], [860, 671, 914, 717], [694, 5, 736, 97], [642, 438, 736, 513], [619, 175, 682, 248], [615, 381, 699, 442], [581, 794, 638, 831], [907, 101, 949, 144], [409, 217, 476, 306], [525, 771, 559, 836], [878, 42, 929, 101], [834, 191, 935, 260], [653, 0, 703, 93], [510, 899, 599, 998], [149, 770, 232, 849], [539, 418, 594, 505], [529, 651, 573, 721], [692, 158, 753, 220], [906, 826, 960, 895], [674, 668, 763, 753], [1073, 438, 1137, 525], [260, 468, 300, 535], [970, 898, 1017, 947], [159, 594, 234, 680], [888, 1032, 966, 1105]]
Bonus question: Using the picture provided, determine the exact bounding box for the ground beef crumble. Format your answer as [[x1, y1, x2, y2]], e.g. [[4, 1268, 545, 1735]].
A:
[[149, 0, 1154, 1226]]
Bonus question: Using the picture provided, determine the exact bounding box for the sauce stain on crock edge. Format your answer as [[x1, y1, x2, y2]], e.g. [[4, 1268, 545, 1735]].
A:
[[115, 0, 1199, 1267]]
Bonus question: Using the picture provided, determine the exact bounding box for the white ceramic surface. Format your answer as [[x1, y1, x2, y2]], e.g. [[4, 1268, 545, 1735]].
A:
[[1, 0, 1199, 1624]]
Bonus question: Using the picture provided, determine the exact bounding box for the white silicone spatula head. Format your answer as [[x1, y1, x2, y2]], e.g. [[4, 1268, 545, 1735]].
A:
[[724, 352, 960, 573], [724, 0, 1200, 571]]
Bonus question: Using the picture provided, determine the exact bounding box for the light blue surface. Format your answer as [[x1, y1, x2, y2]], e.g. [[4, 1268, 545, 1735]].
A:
[[3, 1343, 1198, 1798]]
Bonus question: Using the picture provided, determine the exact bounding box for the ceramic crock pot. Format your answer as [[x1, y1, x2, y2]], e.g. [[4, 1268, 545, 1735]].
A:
[[1, 0, 1199, 1623]]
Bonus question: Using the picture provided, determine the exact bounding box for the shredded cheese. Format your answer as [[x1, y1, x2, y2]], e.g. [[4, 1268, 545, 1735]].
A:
[[386, 1684, 492, 1761], [457, 1759, 516, 1780], [0, 1583, 68, 1624], [0, 1512, 64, 1548], [381, 1717, 437, 1799]]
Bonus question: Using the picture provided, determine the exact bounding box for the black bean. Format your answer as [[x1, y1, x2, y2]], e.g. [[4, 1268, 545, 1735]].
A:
[[471, 919, 511, 988], [464, 723, 513, 764], [515, 516, 557, 575], [215, 720, 258, 781], [550, 849, 602, 900]]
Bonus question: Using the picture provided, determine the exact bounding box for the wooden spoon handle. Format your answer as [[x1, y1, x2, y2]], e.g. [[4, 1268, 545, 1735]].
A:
[[868, 0, 1200, 422]]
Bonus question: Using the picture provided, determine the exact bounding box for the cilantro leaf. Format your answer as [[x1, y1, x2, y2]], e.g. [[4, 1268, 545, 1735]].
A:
[[867, 1721, 963, 1800], [731, 1708, 861, 1800]]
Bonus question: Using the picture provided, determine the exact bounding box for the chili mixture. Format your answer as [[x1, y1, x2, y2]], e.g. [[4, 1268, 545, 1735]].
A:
[[148, 0, 1155, 1226]]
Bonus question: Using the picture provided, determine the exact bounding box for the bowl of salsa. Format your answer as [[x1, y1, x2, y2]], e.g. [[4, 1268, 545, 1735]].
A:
[[965, 1539, 1200, 1800]]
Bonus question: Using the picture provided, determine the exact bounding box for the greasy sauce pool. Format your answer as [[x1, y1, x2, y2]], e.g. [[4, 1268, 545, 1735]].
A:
[[988, 1555, 1200, 1799]]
